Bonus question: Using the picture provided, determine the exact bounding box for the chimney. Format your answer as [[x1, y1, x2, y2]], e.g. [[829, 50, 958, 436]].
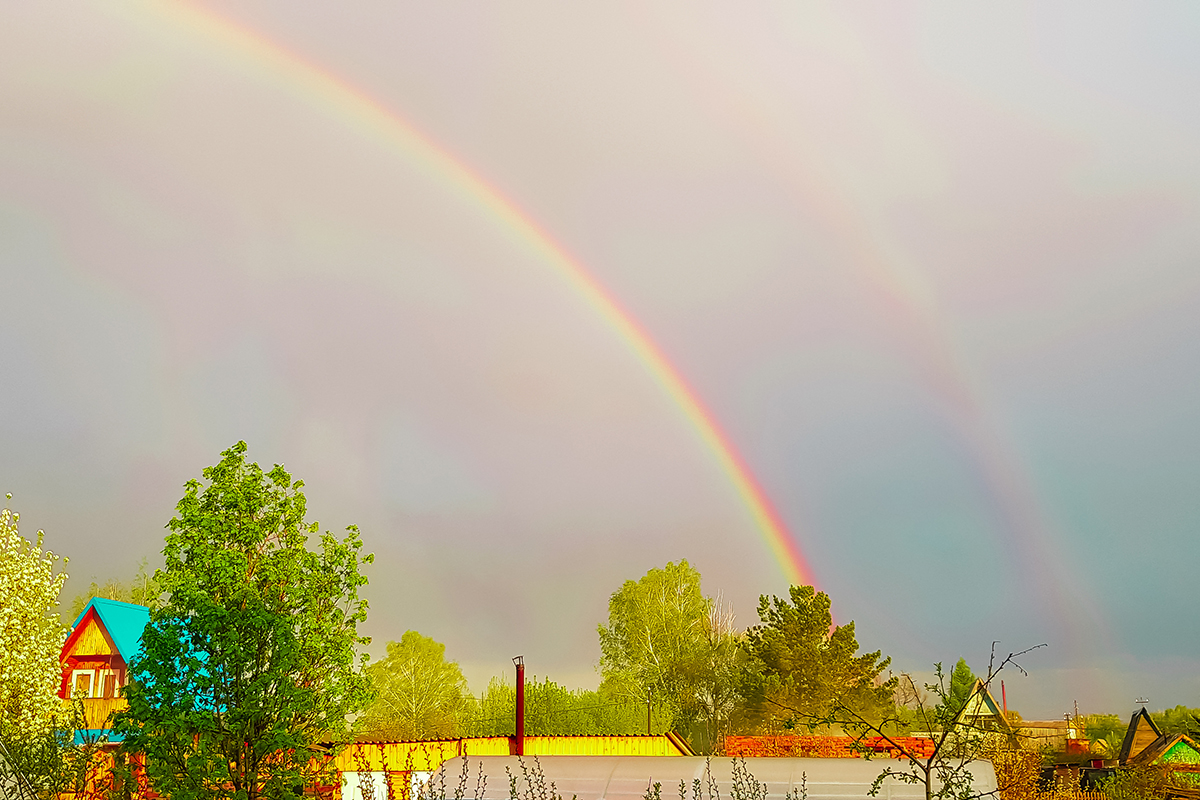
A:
[[513, 656, 525, 756]]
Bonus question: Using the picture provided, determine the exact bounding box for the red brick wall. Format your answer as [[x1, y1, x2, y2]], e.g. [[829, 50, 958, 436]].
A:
[[725, 735, 937, 760]]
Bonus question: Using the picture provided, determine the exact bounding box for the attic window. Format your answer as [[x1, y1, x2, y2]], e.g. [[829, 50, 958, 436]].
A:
[[72, 670, 93, 698]]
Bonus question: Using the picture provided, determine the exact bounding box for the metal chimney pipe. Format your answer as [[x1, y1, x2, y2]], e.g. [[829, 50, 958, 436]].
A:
[[513, 656, 525, 756]]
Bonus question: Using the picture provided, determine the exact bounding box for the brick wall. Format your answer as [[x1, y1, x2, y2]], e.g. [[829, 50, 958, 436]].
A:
[[725, 735, 937, 759]]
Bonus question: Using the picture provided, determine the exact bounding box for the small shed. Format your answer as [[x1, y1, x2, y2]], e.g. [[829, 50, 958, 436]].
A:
[[1116, 707, 1200, 787]]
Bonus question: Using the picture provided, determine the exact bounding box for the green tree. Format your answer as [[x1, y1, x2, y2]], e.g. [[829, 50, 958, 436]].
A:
[[114, 442, 373, 800], [360, 631, 469, 740], [597, 560, 713, 731], [820, 644, 1044, 800], [464, 675, 664, 736], [741, 585, 896, 726], [1152, 705, 1200, 738], [1099, 764, 1174, 800], [689, 597, 747, 751], [945, 658, 977, 716]]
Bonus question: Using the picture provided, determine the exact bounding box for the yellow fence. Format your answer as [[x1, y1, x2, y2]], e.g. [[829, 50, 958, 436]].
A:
[[334, 734, 691, 774]]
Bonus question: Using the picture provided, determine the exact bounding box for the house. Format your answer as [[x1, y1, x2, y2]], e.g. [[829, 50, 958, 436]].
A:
[[1119, 707, 1200, 782], [58, 597, 150, 740], [955, 679, 1014, 733]]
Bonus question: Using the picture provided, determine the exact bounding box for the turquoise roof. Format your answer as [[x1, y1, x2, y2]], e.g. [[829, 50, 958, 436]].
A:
[[71, 597, 150, 663]]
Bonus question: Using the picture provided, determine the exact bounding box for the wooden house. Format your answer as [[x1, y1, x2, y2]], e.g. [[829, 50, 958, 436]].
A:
[[954, 679, 1013, 732], [1119, 707, 1200, 781], [58, 597, 150, 739]]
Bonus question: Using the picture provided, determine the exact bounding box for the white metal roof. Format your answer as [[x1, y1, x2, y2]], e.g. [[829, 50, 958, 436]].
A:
[[429, 755, 998, 800]]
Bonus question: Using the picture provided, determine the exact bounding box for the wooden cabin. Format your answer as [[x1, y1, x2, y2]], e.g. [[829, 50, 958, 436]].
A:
[[1119, 707, 1200, 782], [955, 679, 1014, 733], [58, 597, 150, 739]]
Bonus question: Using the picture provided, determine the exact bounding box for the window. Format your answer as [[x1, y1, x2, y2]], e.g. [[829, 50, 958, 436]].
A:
[[72, 670, 93, 698], [102, 671, 117, 698]]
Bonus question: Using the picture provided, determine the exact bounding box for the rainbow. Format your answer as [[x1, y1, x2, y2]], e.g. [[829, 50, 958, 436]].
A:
[[131, 0, 814, 588], [652, 31, 1108, 652], [644, 20, 1111, 653]]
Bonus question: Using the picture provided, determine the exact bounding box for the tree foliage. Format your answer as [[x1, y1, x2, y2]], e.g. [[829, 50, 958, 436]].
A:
[[820, 644, 1043, 800], [945, 659, 977, 716], [741, 585, 895, 726], [361, 631, 470, 741], [690, 596, 746, 747], [0, 497, 69, 741], [0, 496, 74, 799], [465, 675, 669, 737], [66, 558, 161, 621], [598, 560, 736, 736], [1099, 765, 1174, 800], [115, 442, 374, 800], [1151, 705, 1200, 738]]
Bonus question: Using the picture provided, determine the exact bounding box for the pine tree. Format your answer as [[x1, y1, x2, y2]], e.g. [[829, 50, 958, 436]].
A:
[[947, 658, 977, 714]]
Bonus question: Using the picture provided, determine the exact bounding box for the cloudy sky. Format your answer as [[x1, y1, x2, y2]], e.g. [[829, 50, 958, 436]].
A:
[[3, 2, 1199, 718]]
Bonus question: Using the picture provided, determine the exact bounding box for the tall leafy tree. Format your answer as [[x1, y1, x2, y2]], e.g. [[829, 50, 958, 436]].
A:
[[742, 585, 895, 726], [360, 631, 469, 741], [115, 442, 373, 800], [597, 560, 711, 729], [689, 596, 746, 751]]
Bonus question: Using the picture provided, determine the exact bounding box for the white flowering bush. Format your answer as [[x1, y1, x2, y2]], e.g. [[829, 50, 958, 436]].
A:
[[0, 495, 69, 740]]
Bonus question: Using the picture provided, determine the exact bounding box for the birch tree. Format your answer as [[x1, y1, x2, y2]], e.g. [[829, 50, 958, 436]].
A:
[[597, 560, 712, 731], [361, 631, 469, 740]]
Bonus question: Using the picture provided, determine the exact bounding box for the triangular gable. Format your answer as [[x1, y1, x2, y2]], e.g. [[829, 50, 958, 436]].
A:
[[66, 598, 150, 665], [67, 611, 115, 656], [1161, 735, 1200, 766], [956, 679, 1011, 730], [60, 606, 118, 664], [1119, 708, 1163, 764]]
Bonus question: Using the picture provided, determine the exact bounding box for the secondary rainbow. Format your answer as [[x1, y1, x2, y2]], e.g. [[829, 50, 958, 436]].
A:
[[136, 0, 814, 588]]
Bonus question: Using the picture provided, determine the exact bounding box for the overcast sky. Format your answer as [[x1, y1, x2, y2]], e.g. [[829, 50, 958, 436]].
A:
[[3, 2, 1199, 718]]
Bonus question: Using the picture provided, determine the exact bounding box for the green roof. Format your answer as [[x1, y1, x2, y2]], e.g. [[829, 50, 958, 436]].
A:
[[1163, 738, 1200, 765], [72, 597, 150, 663]]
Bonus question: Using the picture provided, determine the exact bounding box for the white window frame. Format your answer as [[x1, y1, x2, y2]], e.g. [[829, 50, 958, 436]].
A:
[[71, 669, 95, 698]]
